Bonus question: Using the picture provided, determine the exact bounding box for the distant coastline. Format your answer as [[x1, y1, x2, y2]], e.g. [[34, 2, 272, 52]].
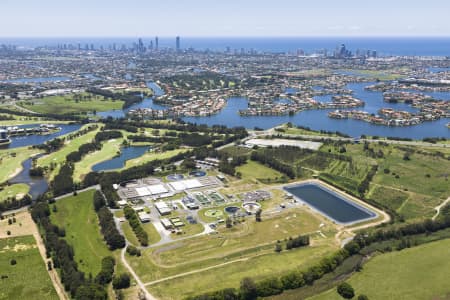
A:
[[2, 36, 450, 56]]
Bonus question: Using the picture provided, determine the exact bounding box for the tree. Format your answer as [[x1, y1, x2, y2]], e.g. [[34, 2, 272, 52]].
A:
[[275, 242, 282, 253], [10, 259, 17, 265], [337, 282, 355, 299], [357, 295, 369, 300], [112, 273, 131, 289], [75, 283, 107, 300], [240, 277, 257, 300], [181, 158, 197, 170], [255, 209, 262, 222], [226, 217, 232, 228]]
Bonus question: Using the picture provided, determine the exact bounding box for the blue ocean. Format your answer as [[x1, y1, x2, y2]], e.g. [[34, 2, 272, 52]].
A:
[[2, 37, 450, 56]]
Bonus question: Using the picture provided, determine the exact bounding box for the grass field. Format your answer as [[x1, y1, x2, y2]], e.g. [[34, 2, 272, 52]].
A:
[[148, 242, 334, 299], [0, 183, 29, 202], [50, 190, 111, 275], [279, 124, 337, 137], [308, 239, 450, 300], [0, 235, 58, 300], [122, 149, 187, 169], [37, 124, 101, 180], [339, 69, 406, 80], [0, 148, 40, 183], [367, 185, 409, 212], [18, 93, 124, 114], [124, 207, 337, 300], [370, 147, 450, 219], [237, 160, 283, 182], [72, 138, 124, 182]]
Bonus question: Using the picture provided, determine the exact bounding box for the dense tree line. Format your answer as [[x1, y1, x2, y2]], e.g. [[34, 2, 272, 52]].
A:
[[357, 165, 378, 197], [52, 163, 74, 196], [285, 235, 310, 250], [218, 156, 247, 176], [0, 114, 14, 120], [31, 201, 107, 299], [102, 118, 248, 136], [87, 88, 143, 109], [112, 273, 131, 289], [126, 245, 141, 256], [29, 166, 45, 176], [250, 151, 295, 179], [123, 206, 148, 246], [95, 256, 115, 285], [94, 130, 122, 143], [66, 142, 102, 163], [33, 137, 65, 153], [94, 191, 125, 250], [34, 125, 98, 154], [0, 107, 87, 121], [0, 194, 32, 214], [179, 132, 213, 147], [104, 122, 138, 133], [128, 135, 172, 143]]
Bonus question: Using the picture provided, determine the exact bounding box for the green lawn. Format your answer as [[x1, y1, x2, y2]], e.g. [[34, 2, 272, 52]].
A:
[[0, 148, 40, 183], [373, 148, 449, 199], [0, 235, 58, 300], [0, 183, 30, 202], [367, 185, 409, 212], [237, 160, 283, 181], [147, 243, 335, 299], [73, 138, 124, 182], [142, 222, 161, 244], [123, 149, 187, 169], [18, 93, 124, 114], [50, 190, 111, 275], [308, 239, 450, 300], [37, 124, 101, 180]]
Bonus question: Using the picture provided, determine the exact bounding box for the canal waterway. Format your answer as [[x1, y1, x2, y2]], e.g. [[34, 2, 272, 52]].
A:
[[97, 81, 449, 139]]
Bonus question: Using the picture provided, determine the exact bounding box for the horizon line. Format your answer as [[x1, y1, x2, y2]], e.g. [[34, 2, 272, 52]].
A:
[[2, 35, 450, 39]]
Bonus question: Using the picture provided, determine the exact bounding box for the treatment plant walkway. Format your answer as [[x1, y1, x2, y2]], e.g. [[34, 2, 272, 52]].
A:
[[433, 197, 450, 220]]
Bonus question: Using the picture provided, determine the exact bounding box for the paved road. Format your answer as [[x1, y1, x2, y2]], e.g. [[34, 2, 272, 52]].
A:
[[218, 127, 449, 151], [54, 184, 100, 200]]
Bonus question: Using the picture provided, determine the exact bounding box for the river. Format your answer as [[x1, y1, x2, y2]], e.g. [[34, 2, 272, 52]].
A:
[[9, 157, 48, 200]]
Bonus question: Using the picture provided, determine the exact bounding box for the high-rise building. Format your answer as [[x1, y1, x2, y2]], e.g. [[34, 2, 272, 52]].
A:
[[155, 36, 159, 51], [138, 38, 144, 53], [176, 36, 180, 52]]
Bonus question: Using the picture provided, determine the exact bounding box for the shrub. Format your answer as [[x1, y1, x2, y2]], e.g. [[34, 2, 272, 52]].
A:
[[112, 273, 130, 289], [337, 282, 355, 299]]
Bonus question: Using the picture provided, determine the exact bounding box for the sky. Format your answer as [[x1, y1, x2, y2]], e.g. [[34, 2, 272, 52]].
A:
[[1, 0, 449, 37]]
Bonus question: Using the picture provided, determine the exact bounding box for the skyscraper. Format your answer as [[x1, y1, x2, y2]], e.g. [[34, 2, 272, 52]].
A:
[[138, 38, 144, 53], [155, 36, 159, 51], [176, 36, 180, 52]]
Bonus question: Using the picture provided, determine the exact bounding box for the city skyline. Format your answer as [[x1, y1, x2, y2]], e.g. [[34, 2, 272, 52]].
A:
[[1, 0, 450, 37]]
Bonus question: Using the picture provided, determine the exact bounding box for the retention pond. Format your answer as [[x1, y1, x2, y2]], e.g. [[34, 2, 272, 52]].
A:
[[284, 182, 376, 225]]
